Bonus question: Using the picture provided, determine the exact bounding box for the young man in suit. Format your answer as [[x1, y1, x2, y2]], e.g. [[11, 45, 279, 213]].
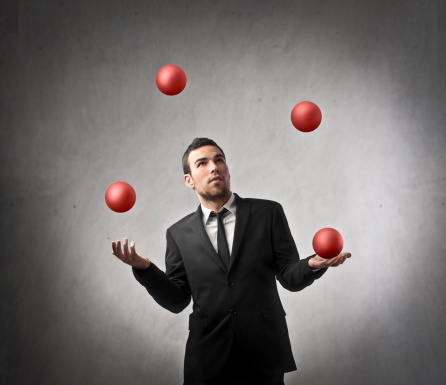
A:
[[111, 138, 351, 385]]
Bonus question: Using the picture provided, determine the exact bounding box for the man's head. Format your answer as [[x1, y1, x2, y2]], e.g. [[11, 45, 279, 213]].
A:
[[183, 138, 231, 202]]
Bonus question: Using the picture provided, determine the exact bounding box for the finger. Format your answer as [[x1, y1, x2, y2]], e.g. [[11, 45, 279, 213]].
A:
[[113, 240, 126, 262], [130, 241, 137, 257], [123, 238, 130, 257], [336, 253, 346, 263], [329, 255, 342, 265], [332, 254, 348, 266], [329, 256, 343, 266], [116, 240, 125, 259]]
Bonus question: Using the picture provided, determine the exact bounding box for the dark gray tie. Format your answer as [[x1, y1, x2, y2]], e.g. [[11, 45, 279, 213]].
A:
[[211, 208, 231, 269]]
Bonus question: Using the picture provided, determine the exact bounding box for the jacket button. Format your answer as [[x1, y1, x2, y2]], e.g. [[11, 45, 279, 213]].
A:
[[230, 308, 237, 316], [227, 281, 234, 287]]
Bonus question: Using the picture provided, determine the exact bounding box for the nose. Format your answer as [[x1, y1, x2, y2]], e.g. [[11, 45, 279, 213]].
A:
[[210, 161, 220, 173]]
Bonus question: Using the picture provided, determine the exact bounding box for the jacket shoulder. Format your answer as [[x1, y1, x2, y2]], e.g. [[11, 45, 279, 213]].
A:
[[167, 210, 197, 234], [239, 196, 282, 210]]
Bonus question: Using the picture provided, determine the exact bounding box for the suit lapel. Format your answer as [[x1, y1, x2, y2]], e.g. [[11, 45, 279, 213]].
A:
[[229, 193, 251, 271]]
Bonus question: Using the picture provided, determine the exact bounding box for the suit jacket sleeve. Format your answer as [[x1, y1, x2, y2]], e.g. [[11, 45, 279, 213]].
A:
[[132, 229, 191, 313], [273, 202, 327, 292]]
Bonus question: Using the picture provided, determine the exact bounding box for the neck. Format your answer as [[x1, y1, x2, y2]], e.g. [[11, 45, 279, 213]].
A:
[[199, 191, 232, 212]]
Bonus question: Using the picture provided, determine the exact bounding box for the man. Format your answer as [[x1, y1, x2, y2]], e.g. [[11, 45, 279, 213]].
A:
[[111, 138, 351, 385]]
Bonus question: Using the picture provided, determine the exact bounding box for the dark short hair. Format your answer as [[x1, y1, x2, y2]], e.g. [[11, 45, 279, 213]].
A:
[[182, 138, 226, 175]]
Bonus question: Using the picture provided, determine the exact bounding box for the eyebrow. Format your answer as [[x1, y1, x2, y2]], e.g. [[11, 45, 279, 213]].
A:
[[194, 154, 225, 166]]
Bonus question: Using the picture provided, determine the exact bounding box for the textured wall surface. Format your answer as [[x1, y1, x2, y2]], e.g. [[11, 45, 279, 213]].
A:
[[1, 0, 445, 384]]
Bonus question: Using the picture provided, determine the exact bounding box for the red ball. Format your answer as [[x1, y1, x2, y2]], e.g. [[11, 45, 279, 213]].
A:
[[312, 228, 343, 259], [291, 101, 322, 132], [105, 182, 136, 213], [156, 64, 187, 95]]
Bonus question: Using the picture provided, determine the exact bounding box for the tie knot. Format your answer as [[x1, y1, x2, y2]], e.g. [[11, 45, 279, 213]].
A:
[[210, 207, 228, 218]]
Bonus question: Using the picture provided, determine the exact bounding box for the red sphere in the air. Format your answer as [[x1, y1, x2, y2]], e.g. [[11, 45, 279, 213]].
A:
[[291, 101, 322, 132], [312, 228, 343, 259], [156, 64, 187, 95], [105, 182, 136, 213]]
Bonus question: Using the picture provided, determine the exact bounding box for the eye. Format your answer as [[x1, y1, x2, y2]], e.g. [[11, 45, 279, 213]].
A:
[[198, 162, 206, 166]]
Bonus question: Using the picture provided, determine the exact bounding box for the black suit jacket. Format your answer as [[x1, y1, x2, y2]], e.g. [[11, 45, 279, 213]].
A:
[[133, 193, 327, 380]]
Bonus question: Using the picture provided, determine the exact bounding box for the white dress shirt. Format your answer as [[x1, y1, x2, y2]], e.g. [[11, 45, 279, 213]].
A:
[[201, 192, 236, 256]]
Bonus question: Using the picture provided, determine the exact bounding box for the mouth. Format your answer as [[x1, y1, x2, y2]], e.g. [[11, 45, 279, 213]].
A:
[[210, 177, 224, 183]]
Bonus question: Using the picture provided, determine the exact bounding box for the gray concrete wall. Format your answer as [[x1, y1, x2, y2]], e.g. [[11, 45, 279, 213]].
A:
[[1, 0, 445, 384]]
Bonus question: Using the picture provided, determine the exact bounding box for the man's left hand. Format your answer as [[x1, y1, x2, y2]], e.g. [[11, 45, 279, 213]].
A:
[[308, 252, 352, 269]]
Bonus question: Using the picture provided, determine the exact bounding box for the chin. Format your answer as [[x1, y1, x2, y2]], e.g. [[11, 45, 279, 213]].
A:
[[200, 187, 230, 201]]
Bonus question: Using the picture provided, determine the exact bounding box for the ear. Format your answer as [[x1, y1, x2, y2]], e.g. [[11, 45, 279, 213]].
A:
[[184, 174, 194, 189]]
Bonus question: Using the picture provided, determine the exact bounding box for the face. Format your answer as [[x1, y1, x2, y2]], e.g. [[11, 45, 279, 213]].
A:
[[184, 145, 231, 201]]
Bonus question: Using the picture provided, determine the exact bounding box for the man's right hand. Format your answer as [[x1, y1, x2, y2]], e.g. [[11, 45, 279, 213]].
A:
[[111, 238, 151, 270]]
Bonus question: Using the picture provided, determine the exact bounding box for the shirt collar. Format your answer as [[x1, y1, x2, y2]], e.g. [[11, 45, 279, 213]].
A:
[[201, 192, 236, 224]]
